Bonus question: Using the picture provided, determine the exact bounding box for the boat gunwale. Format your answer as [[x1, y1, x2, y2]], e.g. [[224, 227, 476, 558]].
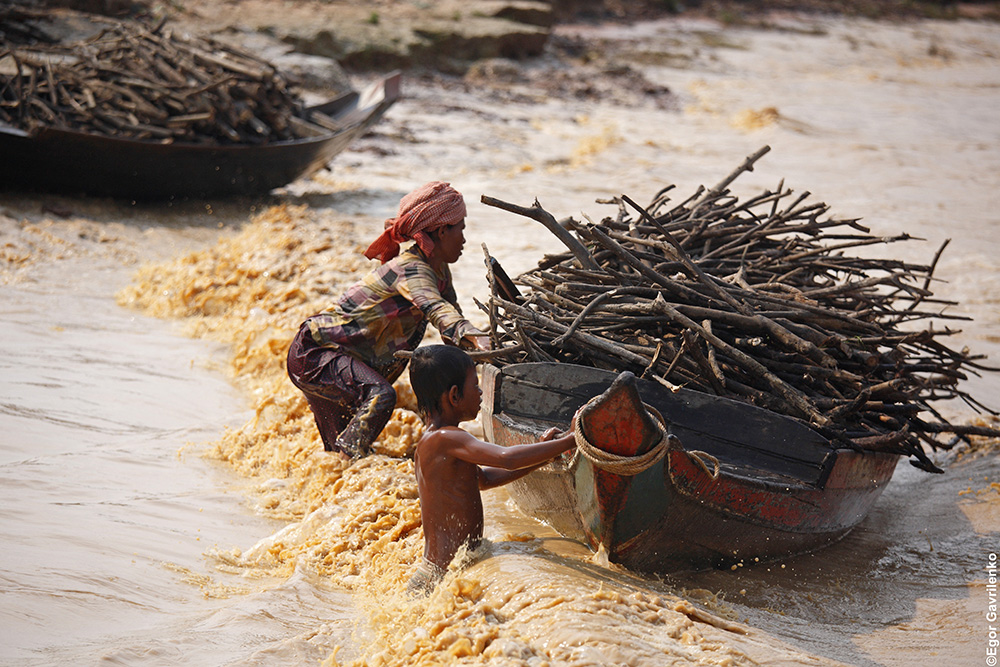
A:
[[489, 361, 837, 487], [492, 410, 824, 492]]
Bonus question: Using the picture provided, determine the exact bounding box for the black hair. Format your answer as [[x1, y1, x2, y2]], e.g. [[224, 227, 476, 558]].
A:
[[409, 345, 476, 418]]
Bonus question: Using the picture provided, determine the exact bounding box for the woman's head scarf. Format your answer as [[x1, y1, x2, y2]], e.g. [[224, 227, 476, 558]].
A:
[[364, 181, 467, 263]]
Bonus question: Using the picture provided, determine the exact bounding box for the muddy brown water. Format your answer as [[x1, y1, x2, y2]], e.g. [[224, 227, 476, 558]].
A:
[[1, 14, 998, 666]]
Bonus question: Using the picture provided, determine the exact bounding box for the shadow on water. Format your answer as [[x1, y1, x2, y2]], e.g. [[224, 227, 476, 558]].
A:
[[0, 188, 275, 230], [0, 183, 416, 241]]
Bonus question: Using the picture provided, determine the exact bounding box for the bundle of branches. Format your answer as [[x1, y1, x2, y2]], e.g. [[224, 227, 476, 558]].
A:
[[0, 11, 311, 144], [479, 146, 1000, 473]]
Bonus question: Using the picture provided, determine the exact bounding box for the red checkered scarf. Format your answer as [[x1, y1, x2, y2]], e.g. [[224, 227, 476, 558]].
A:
[[364, 181, 467, 263]]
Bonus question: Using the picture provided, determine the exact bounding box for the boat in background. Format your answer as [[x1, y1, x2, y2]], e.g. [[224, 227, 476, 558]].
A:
[[481, 362, 899, 574], [0, 72, 400, 199]]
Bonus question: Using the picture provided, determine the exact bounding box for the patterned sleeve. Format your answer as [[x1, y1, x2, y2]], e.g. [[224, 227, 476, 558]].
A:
[[397, 259, 483, 343]]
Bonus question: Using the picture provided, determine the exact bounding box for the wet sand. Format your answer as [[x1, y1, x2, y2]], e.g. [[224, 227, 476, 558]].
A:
[[1, 11, 999, 666]]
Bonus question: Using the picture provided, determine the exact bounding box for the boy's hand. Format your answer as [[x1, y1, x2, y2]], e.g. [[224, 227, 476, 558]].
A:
[[539, 425, 575, 463], [541, 427, 562, 441], [541, 424, 575, 441]]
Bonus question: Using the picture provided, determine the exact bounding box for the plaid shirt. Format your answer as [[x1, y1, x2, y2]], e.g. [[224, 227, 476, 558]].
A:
[[305, 246, 481, 379]]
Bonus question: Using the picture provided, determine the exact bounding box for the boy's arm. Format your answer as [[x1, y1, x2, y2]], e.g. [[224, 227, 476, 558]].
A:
[[478, 426, 573, 489], [442, 426, 576, 482]]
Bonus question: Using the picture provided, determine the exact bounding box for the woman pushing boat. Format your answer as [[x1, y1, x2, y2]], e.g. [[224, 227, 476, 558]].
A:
[[286, 181, 490, 458]]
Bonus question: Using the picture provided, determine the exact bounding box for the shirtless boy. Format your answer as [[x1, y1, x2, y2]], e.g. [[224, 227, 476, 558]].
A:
[[407, 345, 577, 594]]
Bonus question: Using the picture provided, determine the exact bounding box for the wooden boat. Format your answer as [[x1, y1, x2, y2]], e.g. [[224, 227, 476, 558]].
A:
[[0, 72, 400, 199], [481, 362, 899, 574]]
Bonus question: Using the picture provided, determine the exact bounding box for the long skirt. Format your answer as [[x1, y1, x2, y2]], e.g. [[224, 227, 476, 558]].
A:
[[286, 323, 397, 457]]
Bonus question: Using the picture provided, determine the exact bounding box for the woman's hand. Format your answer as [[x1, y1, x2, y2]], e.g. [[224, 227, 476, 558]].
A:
[[463, 335, 492, 352]]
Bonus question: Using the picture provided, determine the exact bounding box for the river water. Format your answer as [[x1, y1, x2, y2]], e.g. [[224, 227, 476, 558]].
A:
[[1, 13, 999, 667]]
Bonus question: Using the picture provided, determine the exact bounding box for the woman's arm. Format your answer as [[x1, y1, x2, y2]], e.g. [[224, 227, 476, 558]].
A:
[[398, 258, 484, 345]]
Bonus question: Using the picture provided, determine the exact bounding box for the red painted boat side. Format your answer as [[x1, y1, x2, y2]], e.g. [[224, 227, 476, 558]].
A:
[[668, 447, 898, 533], [482, 362, 900, 573], [575, 370, 662, 548]]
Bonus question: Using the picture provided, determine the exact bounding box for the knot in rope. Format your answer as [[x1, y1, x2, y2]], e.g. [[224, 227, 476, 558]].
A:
[[684, 448, 721, 480]]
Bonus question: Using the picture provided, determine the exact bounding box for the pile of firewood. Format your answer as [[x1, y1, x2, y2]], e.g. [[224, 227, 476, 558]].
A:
[[0, 11, 310, 144], [479, 147, 1000, 472]]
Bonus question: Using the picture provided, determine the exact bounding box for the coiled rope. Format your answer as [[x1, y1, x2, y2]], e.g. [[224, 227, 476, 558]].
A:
[[572, 401, 720, 480], [573, 401, 669, 476]]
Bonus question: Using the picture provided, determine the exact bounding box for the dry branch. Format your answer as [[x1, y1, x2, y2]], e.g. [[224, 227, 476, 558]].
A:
[[0, 11, 317, 145], [480, 148, 1000, 472]]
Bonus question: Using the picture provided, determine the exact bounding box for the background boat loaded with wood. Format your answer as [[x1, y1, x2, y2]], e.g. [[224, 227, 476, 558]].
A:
[[0, 8, 315, 144], [479, 146, 1000, 473], [0, 7, 403, 199]]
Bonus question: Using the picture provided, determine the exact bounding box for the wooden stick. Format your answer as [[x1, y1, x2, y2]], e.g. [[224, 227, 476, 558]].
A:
[[481, 195, 601, 271]]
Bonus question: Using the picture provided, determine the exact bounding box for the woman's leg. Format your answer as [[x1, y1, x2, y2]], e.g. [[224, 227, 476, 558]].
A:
[[333, 357, 396, 457], [286, 326, 396, 457]]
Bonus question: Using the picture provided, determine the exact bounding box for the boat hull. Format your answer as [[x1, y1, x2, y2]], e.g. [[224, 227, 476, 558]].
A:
[[0, 73, 400, 199], [481, 362, 899, 573]]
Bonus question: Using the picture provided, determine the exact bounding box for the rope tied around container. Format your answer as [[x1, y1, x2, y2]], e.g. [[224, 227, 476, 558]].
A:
[[572, 401, 669, 476], [572, 401, 721, 480]]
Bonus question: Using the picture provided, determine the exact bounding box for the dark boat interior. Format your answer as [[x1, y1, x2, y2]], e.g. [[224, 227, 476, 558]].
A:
[[490, 362, 836, 488]]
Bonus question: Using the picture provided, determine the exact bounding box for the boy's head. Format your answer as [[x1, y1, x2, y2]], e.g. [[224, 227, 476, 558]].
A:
[[410, 345, 478, 419]]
